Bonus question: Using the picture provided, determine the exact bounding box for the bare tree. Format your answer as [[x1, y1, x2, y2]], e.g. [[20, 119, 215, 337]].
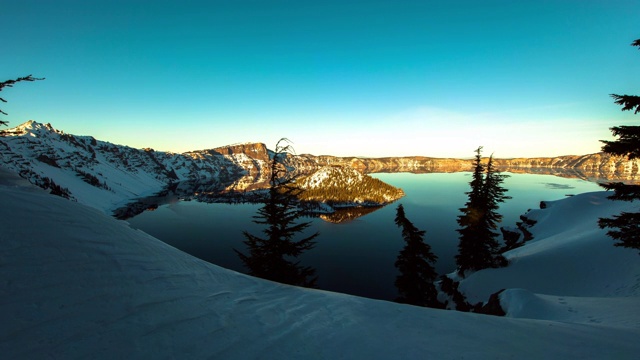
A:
[[1, 75, 45, 126]]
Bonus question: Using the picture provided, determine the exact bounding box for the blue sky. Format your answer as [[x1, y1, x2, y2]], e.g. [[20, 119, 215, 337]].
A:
[[1, 0, 638, 157]]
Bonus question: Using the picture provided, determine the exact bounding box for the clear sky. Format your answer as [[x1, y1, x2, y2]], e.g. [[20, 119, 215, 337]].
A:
[[1, 0, 638, 158]]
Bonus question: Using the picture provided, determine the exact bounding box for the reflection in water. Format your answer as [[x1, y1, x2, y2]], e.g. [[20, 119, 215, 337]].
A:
[[319, 206, 383, 223], [393, 204, 442, 308], [541, 182, 575, 190], [235, 139, 319, 287], [127, 172, 607, 302]]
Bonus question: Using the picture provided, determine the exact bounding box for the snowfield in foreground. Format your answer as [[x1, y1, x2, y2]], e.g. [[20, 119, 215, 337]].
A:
[[1, 168, 639, 359]]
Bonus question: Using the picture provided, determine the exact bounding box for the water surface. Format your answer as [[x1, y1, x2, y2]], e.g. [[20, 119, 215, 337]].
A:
[[128, 172, 604, 301]]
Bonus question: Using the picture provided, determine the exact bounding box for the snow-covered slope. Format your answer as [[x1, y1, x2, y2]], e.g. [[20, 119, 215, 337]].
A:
[[458, 191, 640, 328], [0, 121, 268, 212], [1, 169, 639, 358]]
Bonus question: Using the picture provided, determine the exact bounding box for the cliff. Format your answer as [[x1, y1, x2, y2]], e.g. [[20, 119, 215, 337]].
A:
[[286, 153, 639, 183]]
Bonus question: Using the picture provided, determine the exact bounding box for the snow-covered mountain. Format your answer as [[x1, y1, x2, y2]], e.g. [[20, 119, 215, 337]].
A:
[[1, 121, 638, 215], [1, 161, 639, 359], [0, 121, 269, 212]]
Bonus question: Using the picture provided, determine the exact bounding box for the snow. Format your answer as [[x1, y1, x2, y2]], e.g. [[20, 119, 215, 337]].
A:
[[500, 289, 640, 328], [0, 121, 274, 214], [299, 166, 364, 189], [459, 192, 640, 304], [1, 167, 639, 358]]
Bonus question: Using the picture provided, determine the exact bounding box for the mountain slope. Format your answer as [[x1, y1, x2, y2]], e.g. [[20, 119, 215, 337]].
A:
[[1, 168, 638, 359], [0, 121, 266, 211], [295, 165, 405, 206]]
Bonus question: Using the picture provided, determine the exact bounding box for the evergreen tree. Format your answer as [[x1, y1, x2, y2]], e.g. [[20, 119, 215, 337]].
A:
[[235, 139, 319, 287], [393, 204, 441, 308], [598, 39, 640, 253], [456, 147, 510, 276], [1, 75, 45, 126], [482, 155, 511, 266]]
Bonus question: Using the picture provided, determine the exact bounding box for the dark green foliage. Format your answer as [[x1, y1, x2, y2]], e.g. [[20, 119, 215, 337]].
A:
[[482, 155, 511, 261], [598, 212, 640, 252], [473, 289, 506, 316], [600, 125, 640, 159], [39, 176, 71, 198], [295, 168, 404, 205], [599, 182, 640, 201], [75, 169, 110, 190], [393, 204, 442, 308], [438, 275, 505, 316], [438, 275, 472, 311], [598, 38, 640, 254], [610, 95, 640, 115], [0, 75, 45, 126], [36, 154, 60, 168], [235, 139, 319, 287], [500, 227, 523, 252], [456, 147, 510, 276]]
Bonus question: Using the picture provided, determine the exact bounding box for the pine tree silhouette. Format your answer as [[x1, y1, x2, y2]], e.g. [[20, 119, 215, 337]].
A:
[[235, 139, 319, 287], [456, 147, 510, 276], [393, 204, 442, 308], [598, 39, 640, 253]]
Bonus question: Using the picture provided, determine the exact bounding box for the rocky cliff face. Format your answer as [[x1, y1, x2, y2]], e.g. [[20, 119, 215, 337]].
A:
[[285, 153, 639, 183], [492, 154, 639, 182], [188, 142, 272, 191]]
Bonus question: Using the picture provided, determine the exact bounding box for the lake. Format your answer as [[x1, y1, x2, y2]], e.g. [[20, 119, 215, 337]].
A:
[[127, 172, 604, 301]]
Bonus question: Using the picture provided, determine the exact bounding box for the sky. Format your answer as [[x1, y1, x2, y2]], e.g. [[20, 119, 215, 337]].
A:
[[1, 0, 639, 158]]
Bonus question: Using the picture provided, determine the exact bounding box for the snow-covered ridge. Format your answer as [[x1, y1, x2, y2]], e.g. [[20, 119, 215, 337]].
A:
[[2, 121, 638, 215], [0, 121, 407, 215], [0, 120, 269, 212], [2, 168, 639, 359]]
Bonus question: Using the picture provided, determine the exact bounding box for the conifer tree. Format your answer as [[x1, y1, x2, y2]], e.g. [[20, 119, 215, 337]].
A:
[[393, 204, 441, 308], [598, 39, 640, 253], [456, 147, 510, 276], [482, 155, 511, 266], [236, 139, 319, 287], [1, 75, 45, 126]]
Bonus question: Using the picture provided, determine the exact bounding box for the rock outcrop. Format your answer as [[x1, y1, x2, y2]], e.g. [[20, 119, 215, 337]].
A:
[[284, 153, 639, 183], [295, 165, 405, 206]]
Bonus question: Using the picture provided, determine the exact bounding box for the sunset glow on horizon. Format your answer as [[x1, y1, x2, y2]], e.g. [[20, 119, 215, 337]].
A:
[[2, 0, 638, 158]]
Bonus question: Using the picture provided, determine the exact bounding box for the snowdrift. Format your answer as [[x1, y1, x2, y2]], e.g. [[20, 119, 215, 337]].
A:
[[456, 190, 640, 338]]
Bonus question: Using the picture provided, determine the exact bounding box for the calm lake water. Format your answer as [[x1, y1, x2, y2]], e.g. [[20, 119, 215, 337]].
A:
[[127, 172, 604, 301]]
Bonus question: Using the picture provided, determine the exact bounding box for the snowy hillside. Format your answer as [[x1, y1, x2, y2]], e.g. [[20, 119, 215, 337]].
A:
[[1, 168, 639, 359], [0, 121, 268, 212], [455, 191, 640, 329]]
